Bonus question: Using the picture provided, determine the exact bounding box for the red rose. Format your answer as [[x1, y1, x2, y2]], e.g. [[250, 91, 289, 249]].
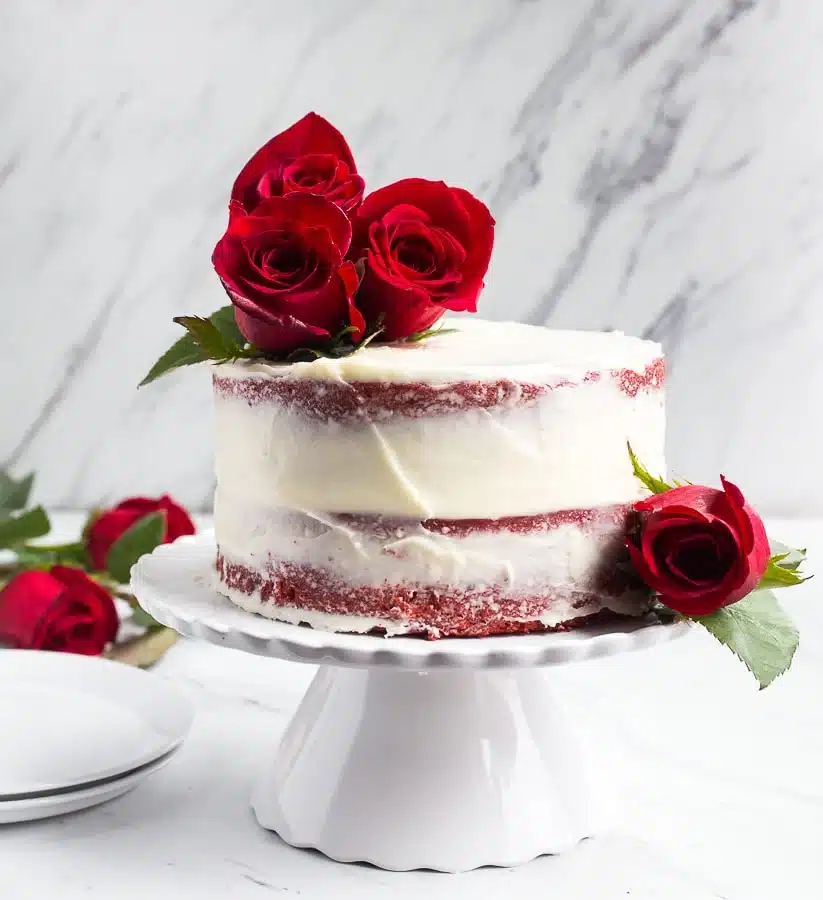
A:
[[350, 178, 495, 340], [213, 193, 364, 353], [627, 477, 770, 616], [0, 567, 118, 655], [87, 495, 195, 572], [231, 112, 365, 216]]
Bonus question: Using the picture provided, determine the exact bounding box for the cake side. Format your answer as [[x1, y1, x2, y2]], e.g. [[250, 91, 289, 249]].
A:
[[212, 319, 665, 637], [213, 322, 665, 520], [214, 504, 651, 637]]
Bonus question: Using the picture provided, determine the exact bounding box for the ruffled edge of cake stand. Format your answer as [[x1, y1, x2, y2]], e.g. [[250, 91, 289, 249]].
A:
[[131, 534, 691, 671]]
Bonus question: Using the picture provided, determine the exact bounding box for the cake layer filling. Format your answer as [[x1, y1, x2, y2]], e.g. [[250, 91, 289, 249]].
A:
[[214, 375, 665, 519], [214, 358, 664, 421], [215, 502, 639, 592], [216, 553, 648, 638]]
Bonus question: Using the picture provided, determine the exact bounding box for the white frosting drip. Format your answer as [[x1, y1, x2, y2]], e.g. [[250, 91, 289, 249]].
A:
[[226, 317, 661, 385]]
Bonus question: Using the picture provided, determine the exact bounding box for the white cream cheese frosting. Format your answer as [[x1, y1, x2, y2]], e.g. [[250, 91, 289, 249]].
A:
[[225, 316, 662, 385], [213, 319, 665, 520], [212, 318, 665, 634]]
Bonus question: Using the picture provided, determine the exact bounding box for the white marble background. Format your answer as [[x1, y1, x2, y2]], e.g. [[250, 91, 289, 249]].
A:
[[2, 0, 821, 513]]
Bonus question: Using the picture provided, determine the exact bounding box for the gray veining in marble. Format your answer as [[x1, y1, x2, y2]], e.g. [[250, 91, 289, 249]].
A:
[[1, 0, 820, 513]]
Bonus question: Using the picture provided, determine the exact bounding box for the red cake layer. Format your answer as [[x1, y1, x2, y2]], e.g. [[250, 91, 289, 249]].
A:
[[213, 358, 664, 422], [216, 554, 648, 639], [334, 502, 632, 539]]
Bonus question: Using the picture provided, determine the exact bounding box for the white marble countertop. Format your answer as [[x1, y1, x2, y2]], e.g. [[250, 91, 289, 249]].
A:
[[2, 514, 822, 899]]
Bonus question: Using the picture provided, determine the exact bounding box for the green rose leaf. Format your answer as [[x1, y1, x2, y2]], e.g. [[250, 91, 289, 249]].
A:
[[627, 442, 672, 495], [139, 306, 256, 387], [11, 542, 89, 571], [0, 506, 50, 550], [106, 511, 166, 584], [138, 331, 204, 387], [0, 471, 35, 513], [757, 539, 809, 589], [758, 557, 809, 590], [404, 324, 459, 343], [129, 603, 162, 630], [209, 304, 248, 345], [173, 315, 245, 360], [694, 590, 799, 690]]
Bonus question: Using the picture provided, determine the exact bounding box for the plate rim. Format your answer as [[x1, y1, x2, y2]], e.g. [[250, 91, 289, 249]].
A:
[[0, 745, 177, 823], [0, 650, 193, 797]]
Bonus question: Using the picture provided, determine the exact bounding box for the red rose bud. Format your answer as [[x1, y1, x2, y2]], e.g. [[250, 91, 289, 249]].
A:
[[213, 193, 364, 353], [351, 178, 495, 340], [86, 495, 195, 572], [626, 477, 770, 617], [0, 567, 118, 655], [231, 112, 365, 217]]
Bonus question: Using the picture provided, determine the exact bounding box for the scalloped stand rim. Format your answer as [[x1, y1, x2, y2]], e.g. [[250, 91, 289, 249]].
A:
[[131, 533, 689, 872]]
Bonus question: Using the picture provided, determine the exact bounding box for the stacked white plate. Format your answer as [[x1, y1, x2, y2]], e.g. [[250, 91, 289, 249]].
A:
[[0, 650, 193, 823]]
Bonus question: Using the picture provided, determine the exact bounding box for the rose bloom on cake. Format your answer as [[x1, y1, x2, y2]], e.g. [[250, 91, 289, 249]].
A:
[[0, 483, 195, 661], [140, 111, 808, 689]]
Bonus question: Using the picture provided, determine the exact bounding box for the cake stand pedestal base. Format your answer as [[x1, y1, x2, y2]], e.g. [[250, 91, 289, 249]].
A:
[[131, 535, 689, 873], [252, 666, 590, 872]]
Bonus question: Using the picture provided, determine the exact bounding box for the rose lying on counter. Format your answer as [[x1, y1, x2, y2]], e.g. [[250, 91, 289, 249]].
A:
[[0, 471, 194, 664], [86, 495, 195, 572], [0, 567, 118, 656], [626, 446, 807, 688]]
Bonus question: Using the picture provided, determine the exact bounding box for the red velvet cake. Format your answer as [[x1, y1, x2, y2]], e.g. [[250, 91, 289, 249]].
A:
[[212, 318, 666, 637]]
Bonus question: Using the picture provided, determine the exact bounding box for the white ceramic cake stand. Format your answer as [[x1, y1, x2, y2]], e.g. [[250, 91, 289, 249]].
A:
[[131, 533, 689, 873]]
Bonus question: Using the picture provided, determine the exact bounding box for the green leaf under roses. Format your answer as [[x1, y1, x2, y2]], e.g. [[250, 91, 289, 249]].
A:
[[138, 330, 205, 387], [105, 512, 166, 584], [627, 442, 672, 495], [694, 590, 799, 689], [0, 471, 35, 512], [208, 304, 248, 346], [404, 324, 460, 343], [0, 506, 51, 550], [139, 306, 257, 387]]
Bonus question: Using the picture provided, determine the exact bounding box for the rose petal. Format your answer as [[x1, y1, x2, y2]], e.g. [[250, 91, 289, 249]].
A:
[[0, 567, 118, 654], [355, 264, 444, 341], [228, 194, 351, 258], [232, 303, 331, 352], [85, 496, 194, 571], [231, 113, 361, 214], [634, 484, 724, 516], [338, 261, 365, 342], [354, 180, 470, 246], [0, 571, 66, 648], [626, 536, 659, 585], [719, 475, 756, 555], [50, 567, 119, 644], [349, 178, 494, 334], [663, 531, 733, 586], [157, 495, 196, 541], [656, 587, 740, 617], [446, 186, 495, 310]]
